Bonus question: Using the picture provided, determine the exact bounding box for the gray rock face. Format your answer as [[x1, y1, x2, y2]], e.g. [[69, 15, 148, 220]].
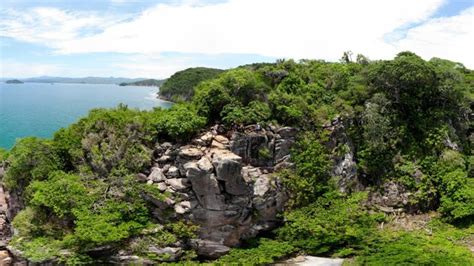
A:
[[165, 178, 191, 191], [143, 124, 295, 259], [147, 246, 183, 262], [191, 240, 230, 259], [148, 167, 166, 182], [212, 150, 247, 195], [229, 125, 296, 168], [324, 117, 361, 193]]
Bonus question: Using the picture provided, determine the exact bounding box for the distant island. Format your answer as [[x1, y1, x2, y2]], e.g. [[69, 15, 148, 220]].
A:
[[119, 79, 165, 87], [5, 79, 24, 84]]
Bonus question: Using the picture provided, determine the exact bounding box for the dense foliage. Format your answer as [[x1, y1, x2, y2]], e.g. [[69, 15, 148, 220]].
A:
[[159, 67, 224, 101], [0, 52, 472, 264]]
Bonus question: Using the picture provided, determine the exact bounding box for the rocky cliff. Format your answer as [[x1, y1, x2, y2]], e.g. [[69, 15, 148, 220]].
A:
[[0, 124, 297, 264], [118, 125, 296, 262]]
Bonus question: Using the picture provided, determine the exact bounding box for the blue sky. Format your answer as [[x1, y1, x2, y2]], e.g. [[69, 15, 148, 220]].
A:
[[1, 0, 473, 78]]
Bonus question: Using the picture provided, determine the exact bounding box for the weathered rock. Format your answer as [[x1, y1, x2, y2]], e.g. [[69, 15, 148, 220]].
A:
[[0, 249, 12, 265], [211, 140, 227, 149], [212, 150, 247, 195], [166, 166, 180, 178], [148, 167, 166, 182], [192, 240, 230, 259], [135, 173, 148, 183], [166, 178, 190, 191], [194, 132, 214, 146], [275, 138, 294, 163], [325, 117, 361, 193], [174, 201, 194, 214], [157, 155, 172, 164], [197, 194, 226, 210], [178, 146, 203, 161], [156, 182, 167, 192], [253, 175, 271, 197], [214, 135, 229, 144], [276, 127, 298, 139], [197, 157, 213, 173], [147, 246, 182, 262], [368, 181, 420, 213], [184, 162, 220, 196]]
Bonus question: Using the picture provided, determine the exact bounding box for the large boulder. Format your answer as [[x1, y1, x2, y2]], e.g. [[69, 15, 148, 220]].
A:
[[212, 150, 248, 195]]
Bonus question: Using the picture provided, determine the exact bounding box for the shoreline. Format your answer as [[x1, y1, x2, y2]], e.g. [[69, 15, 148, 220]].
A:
[[155, 92, 174, 104]]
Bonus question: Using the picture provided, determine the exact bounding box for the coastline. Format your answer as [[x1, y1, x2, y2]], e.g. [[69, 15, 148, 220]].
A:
[[155, 92, 174, 104]]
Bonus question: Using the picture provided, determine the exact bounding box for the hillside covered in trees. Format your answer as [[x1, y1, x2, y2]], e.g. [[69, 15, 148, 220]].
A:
[[158, 67, 224, 102], [0, 52, 472, 265]]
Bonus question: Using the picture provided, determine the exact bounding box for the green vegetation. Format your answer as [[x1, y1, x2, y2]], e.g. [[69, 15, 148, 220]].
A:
[[351, 219, 474, 266], [159, 67, 224, 101], [119, 79, 165, 87], [216, 238, 295, 265], [1, 52, 472, 264]]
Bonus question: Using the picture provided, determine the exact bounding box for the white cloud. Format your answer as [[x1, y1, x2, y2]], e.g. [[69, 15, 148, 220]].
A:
[[52, 0, 445, 60], [0, 7, 123, 45], [395, 7, 474, 67], [2, 0, 474, 68]]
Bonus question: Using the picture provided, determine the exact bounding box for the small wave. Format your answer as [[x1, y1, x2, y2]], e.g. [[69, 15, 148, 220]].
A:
[[145, 92, 159, 101]]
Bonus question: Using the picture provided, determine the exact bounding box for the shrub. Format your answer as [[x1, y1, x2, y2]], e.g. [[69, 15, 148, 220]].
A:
[[281, 133, 332, 207], [29, 171, 91, 218], [217, 239, 295, 265], [4, 137, 61, 190], [355, 231, 474, 265], [277, 192, 383, 256], [221, 101, 271, 126], [152, 104, 206, 141]]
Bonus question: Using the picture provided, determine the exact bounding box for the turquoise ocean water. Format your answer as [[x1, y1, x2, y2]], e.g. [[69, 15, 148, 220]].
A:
[[0, 83, 172, 149]]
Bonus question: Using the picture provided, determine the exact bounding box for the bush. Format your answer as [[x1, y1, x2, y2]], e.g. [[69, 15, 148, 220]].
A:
[[72, 201, 148, 246], [355, 231, 474, 265], [277, 192, 383, 256], [29, 171, 91, 218], [152, 104, 206, 141], [435, 150, 474, 223], [4, 137, 62, 190], [193, 68, 269, 123], [217, 239, 295, 265], [221, 101, 271, 126], [53, 105, 154, 176], [281, 133, 332, 207]]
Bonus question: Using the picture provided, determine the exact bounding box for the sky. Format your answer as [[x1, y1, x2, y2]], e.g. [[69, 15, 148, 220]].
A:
[[0, 0, 473, 79]]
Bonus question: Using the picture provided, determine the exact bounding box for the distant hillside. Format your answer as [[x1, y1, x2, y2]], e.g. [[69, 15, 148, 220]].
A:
[[5, 79, 23, 84], [159, 67, 224, 101], [119, 79, 165, 87], [21, 76, 147, 84]]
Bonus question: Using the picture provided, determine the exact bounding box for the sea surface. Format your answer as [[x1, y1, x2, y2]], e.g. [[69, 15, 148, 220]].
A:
[[0, 83, 173, 149]]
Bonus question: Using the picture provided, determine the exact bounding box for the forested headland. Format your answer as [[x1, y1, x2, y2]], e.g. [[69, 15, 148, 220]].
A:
[[0, 51, 472, 265]]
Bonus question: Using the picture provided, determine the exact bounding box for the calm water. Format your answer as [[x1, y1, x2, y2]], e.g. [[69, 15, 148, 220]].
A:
[[0, 83, 173, 149]]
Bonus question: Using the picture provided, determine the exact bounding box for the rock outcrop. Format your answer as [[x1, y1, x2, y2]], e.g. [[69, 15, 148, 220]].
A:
[[0, 184, 14, 265], [137, 125, 295, 259], [0, 125, 295, 263], [324, 116, 361, 193]]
